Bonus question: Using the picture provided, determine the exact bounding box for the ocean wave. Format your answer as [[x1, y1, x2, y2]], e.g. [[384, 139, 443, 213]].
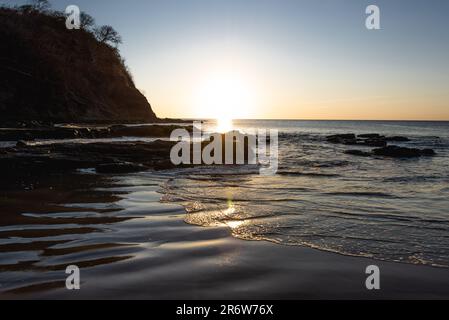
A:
[[277, 170, 340, 177], [324, 191, 401, 198]]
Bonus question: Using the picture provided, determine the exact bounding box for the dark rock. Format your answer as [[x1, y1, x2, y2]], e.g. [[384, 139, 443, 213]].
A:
[[326, 134, 357, 145], [359, 138, 387, 147], [326, 132, 413, 148], [373, 146, 435, 158], [385, 136, 410, 142], [421, 148, 436, 156], [327, 134, 356, 140], [109, 124, 192, 138], [96, 162, 148, 174], [156, 118, 191, 124], [0, 124, 192, 141], [345, 150, 371, 157], [0, 140, 177, 177], [358, 133, 381, 138], [16, 140, 27, 148], [153, 160, 177, 171]]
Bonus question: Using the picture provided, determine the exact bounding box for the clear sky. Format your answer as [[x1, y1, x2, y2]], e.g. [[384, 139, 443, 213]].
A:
[[5, 0, 449, 120]]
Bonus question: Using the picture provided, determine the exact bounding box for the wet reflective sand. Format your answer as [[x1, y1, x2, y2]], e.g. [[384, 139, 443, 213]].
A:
[[1, 170, 449, 299]]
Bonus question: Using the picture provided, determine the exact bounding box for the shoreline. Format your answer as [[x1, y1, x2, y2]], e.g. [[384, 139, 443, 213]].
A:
[[4, 227, 449, 299], [1, 120, 448, 300], [1, 171, 448, 300]]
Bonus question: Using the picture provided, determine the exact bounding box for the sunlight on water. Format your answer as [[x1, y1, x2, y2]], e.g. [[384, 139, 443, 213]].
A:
[[167, 119, 449, 267], [226, 220, 245, 229], [215, 117, 233, 133]]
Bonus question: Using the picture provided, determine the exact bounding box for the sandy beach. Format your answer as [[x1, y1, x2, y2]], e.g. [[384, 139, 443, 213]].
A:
[[1, 170, 448, 300]]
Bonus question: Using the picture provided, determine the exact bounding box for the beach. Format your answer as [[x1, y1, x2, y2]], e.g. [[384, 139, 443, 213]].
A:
[[1, 153, 449, 299], [1, 1, 449, 303]]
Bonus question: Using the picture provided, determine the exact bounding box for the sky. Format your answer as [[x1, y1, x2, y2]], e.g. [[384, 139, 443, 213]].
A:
[[5, 0, 449, 120]]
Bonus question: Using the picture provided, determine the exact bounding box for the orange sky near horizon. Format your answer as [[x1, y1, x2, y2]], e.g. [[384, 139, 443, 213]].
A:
[[97, 0, 449, 121], [15, 0, 447, 121]]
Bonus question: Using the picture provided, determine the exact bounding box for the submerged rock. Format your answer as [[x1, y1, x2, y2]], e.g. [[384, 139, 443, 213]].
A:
[[96, 162, 148, 174], [326, 132, 411, 148], [421, 148, 437, 156], [16, 140, 28, 148], [385, 136, 410, 142], [344, 150, 371, 157], [373, 146, 436, 158], [358, 133, 381, 138], [359, 138, 387, 147], [326, 134, 357, 145]]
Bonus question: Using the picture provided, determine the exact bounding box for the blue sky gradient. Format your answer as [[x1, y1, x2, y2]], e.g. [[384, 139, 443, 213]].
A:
[[4, 0, 449, 119]]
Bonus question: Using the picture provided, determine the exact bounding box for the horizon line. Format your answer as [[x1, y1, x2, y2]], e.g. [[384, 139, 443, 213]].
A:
[[178, 118, 449, 122]]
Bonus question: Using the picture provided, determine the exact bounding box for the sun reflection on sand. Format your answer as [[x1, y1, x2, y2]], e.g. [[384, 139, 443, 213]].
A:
[[226, 220, 244, 229], [221, 200, 245, 229]]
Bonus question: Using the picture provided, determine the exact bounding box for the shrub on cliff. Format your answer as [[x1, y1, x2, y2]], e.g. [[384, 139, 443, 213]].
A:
[[0, 4, 156, 124]]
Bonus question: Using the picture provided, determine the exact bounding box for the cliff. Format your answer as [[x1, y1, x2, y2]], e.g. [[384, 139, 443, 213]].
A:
[[0, 7, 157, 124]]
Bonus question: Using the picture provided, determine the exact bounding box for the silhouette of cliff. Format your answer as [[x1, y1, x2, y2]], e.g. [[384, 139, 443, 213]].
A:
[[0, 7, 157, 124]]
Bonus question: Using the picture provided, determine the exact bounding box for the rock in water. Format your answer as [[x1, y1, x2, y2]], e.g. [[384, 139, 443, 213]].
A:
[[421, 149, 436, 156], [344, 150, 371, 157], [358, 133, 381, 138], [95, 162, 148, 174], [326, 134, 357, 145], [385, 136, 410, 142], [373, 146, 436, 158], [0, 8, 157, 124], [359, 138, 387, 147], [16, 140, 28, 148]]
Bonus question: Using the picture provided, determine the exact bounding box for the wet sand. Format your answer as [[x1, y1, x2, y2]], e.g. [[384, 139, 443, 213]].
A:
[[1, 171, 449, 299]]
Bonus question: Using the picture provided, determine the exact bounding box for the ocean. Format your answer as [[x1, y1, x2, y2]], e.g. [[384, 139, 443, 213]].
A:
[[1, 119, 449, 297], [164, 120, 449, 267]]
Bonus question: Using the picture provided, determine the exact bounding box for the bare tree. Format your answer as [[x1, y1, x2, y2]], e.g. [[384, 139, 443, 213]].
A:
[[30, 0, 50, 12], [94, 25, 122, 46], [80, 12, 95, 30]]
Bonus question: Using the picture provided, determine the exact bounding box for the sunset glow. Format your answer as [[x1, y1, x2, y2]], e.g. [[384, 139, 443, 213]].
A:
[[194, 71, 256, 126]]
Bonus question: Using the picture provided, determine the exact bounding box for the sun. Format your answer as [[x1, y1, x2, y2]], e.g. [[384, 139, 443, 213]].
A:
[[194, 71, 255, 132], [216, 117, 233, 133]]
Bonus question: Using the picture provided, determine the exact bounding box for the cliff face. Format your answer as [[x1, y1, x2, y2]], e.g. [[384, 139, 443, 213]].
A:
[[0, 8, 157, 124]]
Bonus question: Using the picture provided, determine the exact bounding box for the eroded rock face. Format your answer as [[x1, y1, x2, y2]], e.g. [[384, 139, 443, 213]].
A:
[[0, 8, 157, 124]]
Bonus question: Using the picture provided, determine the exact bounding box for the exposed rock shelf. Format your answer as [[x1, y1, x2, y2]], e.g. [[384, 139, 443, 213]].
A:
[[327, 133, 436, 158]]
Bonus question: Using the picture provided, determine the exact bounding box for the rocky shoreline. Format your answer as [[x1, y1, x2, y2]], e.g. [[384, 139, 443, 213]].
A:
[[0, 122, 191, 141], [1, 126, 439, 188], [326, 133, 436, 158], [0, 123, 197, 182]]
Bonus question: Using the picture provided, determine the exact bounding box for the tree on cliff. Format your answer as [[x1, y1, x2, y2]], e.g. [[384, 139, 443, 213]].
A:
[[80, 12, 95, 30], [31, 0, 50, 12], [0, 6, 157, 123], [94, 25, 122, 46]]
